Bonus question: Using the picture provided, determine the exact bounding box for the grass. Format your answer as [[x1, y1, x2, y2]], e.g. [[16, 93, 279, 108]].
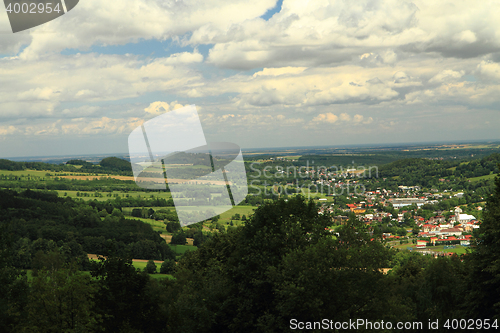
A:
[[26, 267, 174, 281], [54, 190, 174, 202], [0, 170, 51, 177], [131, 261, 162, 271], [169, 244, 197, 255], [218, 205, 257, 223], [427, 245, 469, 255], [121, 204, 258, 232], [468, 173, 498, 182], [395, 243, 469, 255]]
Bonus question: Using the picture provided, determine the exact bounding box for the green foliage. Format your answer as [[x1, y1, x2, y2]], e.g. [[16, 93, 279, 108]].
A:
[[66, 159, 93, 167], [145, 259, 157, 274], [167, 197, 405, 331], [0, 189, 171, 263], [99, 156, 133, 172], [170, 231, 187, 245], [166, 221, 181, 233], [160, 259, 176, 274], [89, 255, 163, 332], [26, 265, 99, 332], [466, 171, 500, 319]]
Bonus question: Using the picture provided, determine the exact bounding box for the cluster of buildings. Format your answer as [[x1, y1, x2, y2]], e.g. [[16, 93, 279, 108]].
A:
[[415, 207, 478, 248], [318, 185, 482, 251]]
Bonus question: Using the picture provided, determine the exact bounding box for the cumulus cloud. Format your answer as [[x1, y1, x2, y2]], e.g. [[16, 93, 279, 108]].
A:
[[1, 0, 499, 154], [1, 0, 277, 59], [197, 0, 500, 69], [429, 70, 465, 83], [0, 125, 19, 136], [16, 117, 145, 136], [310, 112, 373, 126], [0, 53, 203, 119], [163, 51, 204, 65], [311, 113, 338, 124], [340, 113, 351, 122], [202, 112, 303, 128]]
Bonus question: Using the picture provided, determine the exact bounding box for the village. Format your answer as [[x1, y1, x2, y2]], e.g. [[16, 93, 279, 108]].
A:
[[312, 170, 482, 256]]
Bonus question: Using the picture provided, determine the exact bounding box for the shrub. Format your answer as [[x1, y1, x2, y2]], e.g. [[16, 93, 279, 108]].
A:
[[160, 259, 175, 274], [144, 260, 157, 274]]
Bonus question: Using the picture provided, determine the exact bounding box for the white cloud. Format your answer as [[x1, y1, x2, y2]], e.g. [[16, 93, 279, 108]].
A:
[[0, 53, 203, 119], [145, 101, 170, 114], [163, 51, 204, 64], [311, 113, 338, 124], [0, 125, 19, 136], [353, 114, 364, 123], [340, 113, 351, 122], [2, 0, 277, 59], [194, 0, 500, 69], [19, 117, 144, 136], [429, 70, 464, 83]]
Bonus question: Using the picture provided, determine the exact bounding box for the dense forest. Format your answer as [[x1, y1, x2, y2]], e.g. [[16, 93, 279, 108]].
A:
[[0, 189, 175, 266], [0, 156, 134, 176]]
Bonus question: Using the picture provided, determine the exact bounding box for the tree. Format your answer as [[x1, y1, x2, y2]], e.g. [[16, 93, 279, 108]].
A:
[[170, 231, 187, 245], [90, 255, 159, 332], [466, 170, 500, 319], [0, 220, 29, 332], [193, 231, 209, 247], [26, 265, 99, 332], [166, 198, 412, 332], [131, 208, 142, 218], [145, 259, 157, 274], [160, 259, 175, 274], [166, 221, 181, 233]]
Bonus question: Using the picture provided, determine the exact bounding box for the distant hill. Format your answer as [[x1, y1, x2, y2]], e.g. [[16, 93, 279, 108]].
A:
[[100, 157, 133, 172], [66, 159, 94, 167]]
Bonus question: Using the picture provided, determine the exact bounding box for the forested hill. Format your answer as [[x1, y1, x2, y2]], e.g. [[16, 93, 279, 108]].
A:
[[378, 154, 500, 192], [379, 153, 500, 180], [0, 156, 134, 175], [0, 189, 175, 270], [99, 157, 133, 172]]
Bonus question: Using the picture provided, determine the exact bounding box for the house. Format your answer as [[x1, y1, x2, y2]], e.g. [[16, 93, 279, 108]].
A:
[[422, 224, 437, 233], [416, 240, 428, 248], [429, 215, 445, 224], [352, 208, 366, 214], [457, 214, 476, 223], [439, 228, 462, 237]]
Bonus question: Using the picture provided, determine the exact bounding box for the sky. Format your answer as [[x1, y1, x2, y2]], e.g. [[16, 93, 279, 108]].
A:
[[1, 0, 500, 158]]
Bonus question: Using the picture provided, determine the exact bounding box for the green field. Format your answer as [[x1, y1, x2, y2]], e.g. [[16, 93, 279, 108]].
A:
[[169, 244, 198, 255], [427, 245, 469, 255], [131, 260, 175, 276], [26, 267, 174, 282], [0, 170, 52, 177], [396, 244, 469, 255], [0, 169, 115, 177], [218, 204, 257, 222], [57, 190, 173, 199], [468, 173, 498, 182]]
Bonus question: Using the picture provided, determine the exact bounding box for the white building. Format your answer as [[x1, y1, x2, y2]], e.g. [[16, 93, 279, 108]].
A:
[[457, 214, 476, 223]]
